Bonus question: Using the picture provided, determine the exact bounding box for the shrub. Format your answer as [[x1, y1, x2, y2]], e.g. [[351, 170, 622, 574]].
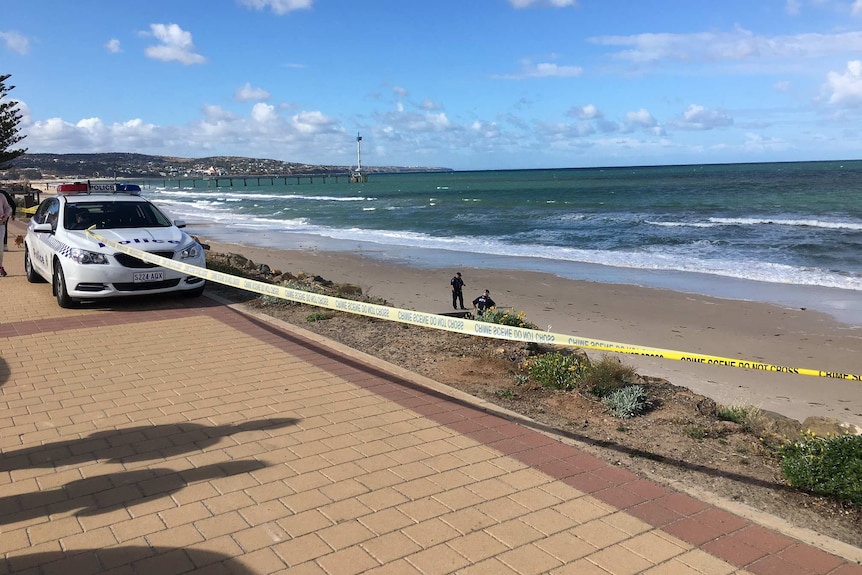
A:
[[582, 355, 637, 397], [717, 404, 753, 425], [602, 385, 652, 419], [475, 308, 538, 329], [527, 352, 588, 390], [306, 312, 333, 322], [779, 431, 862, 506]]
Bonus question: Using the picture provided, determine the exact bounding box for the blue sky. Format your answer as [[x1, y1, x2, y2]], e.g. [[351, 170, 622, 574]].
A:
[[4, 0, 862, 170]]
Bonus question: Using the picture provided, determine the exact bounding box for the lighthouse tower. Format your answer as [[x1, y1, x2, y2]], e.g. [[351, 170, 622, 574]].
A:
[[350, 132, 368, 183]]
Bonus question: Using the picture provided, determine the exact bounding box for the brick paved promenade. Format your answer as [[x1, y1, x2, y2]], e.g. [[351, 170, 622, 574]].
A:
[[1, 223, 860, 574]]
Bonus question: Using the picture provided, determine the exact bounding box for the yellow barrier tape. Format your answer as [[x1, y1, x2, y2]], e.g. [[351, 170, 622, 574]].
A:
[[89, 230, 862, 382]]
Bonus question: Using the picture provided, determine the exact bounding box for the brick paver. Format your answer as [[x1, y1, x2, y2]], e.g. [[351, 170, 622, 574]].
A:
[[1, 221, 860, 574]]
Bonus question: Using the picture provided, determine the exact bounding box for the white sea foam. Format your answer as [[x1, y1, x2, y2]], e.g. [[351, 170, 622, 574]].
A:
[[172, 205, 862, 292], [709, 217, 862, 230]]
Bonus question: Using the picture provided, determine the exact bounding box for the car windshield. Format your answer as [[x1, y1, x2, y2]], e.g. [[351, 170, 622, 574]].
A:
[[64, 201, 173, 230]]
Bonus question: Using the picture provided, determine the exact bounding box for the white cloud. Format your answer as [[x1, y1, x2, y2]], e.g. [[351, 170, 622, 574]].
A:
[[508, 0, 577, 8], [420, 98, 442, 111], [291, 110, 337, 134], [25, 116, 162, 151], [201, 105, 238, 122], [238, 0, 313, 15], [0, 31, 30, 55], [393, 86, 409, 97], [854, 0, 862, 16], [570, 104, 602, 120], [235, 82, 271, 102], [531, 62, 583, 78], [785, 0, 801, 15], [470, 120, 501, 139], [251, 102, 278, 123], [826, 60, 862, 106], [672, 104, 734, 130], [590, 28, 862, 65], [500, 59, 583, 79], [625, 108, 657, 128], [377, 108, 454, 135], [144, 24, 206, 65], [105, 38, 121, 53]]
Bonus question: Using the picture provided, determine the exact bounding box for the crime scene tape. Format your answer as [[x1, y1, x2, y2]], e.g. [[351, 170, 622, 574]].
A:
[[88, 230, 862, 382]]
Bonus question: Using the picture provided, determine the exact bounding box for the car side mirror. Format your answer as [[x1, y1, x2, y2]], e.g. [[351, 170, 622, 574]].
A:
[[33, 222, 53, 234], [174, 219, 186, 228]]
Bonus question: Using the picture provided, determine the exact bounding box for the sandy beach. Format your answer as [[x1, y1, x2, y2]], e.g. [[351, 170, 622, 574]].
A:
[[12, 181, 862, 426], [199, 236, 862, 428]]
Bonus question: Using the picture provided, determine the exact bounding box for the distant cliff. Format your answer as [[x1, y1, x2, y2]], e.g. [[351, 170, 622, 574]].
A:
[[4, 152, 453, 180]]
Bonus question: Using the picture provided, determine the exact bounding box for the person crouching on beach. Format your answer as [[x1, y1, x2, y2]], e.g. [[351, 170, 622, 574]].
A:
[[472, 289, 495, 316], [451, 271, 466, 310]]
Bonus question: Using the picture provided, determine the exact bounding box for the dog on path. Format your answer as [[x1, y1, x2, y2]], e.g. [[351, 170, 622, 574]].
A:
[[14, 235, 24, 248]]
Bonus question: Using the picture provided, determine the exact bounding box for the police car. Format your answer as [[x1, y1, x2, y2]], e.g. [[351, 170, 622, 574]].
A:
[[24, 182, 206, 308]]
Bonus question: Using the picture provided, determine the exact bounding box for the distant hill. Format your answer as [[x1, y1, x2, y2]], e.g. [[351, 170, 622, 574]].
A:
[[4, 152, 453, 180]]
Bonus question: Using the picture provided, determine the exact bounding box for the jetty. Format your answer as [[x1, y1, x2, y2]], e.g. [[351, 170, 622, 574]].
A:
[[138, 172, 361, 189]]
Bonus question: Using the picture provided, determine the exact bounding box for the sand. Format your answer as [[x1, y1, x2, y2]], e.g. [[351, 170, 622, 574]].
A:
[[198, 237, 862, 428], [13, 180, 862, 426]]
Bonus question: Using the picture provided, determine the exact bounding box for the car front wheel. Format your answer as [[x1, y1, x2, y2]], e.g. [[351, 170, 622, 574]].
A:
[[24, 247, 46, 283], [53, 262, 78, 308]]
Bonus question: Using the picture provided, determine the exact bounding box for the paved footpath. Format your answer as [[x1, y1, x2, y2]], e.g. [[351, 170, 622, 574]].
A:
[[1, 224, 860, 575]]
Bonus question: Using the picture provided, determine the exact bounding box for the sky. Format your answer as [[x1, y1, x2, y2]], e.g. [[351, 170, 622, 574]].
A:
[[4, 0, 862, 171]]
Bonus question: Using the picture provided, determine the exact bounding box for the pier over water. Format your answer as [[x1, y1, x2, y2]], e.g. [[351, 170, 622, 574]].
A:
[[137, 172, 362, 189]]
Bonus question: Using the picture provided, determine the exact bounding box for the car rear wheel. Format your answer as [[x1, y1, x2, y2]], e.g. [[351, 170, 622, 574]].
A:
[[24, 247, 46, 283], [53, 262, 78, 308]]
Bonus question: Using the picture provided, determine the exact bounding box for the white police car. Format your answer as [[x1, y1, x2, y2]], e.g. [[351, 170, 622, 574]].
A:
[[25, 182, 206, 308]]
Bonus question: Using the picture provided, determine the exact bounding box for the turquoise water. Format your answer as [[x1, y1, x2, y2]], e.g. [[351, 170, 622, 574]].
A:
[[138, 160, 862, 323]]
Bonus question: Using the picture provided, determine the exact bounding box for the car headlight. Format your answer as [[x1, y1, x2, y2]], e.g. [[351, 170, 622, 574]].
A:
[[69, 248, 109, 265], [180, 243, 201, 259]]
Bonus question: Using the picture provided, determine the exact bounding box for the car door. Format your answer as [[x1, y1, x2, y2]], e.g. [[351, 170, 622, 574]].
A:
[[28, 197, 60, 278]]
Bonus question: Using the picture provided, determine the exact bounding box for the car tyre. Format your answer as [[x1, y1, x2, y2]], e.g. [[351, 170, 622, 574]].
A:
[[53, 262, 78, 308], [24, 247, 46, 283]]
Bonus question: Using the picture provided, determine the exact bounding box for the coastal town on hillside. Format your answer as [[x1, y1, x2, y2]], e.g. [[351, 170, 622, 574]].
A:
[[1, 152, 452, 182]]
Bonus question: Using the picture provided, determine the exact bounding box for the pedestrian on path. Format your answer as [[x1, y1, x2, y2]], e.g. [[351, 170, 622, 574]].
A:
[[0, 190, 12, 276], [0, 189, 14, 252]]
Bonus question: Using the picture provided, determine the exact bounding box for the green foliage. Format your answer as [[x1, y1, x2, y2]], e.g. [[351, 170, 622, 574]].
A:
[[779, 432, 862, 506], [717, 404, 753, 425], [306, 312, 333, 322], [0, 74, 27, 168], [582, 355, 637, 397], [475, 308, 538, 329], [526, 352, 588, 390], [512, 373, 529, 385], [602, 385, 652, 419]]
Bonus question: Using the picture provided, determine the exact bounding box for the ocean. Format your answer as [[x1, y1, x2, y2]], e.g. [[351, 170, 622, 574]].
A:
[[137, 160, 862, 325]]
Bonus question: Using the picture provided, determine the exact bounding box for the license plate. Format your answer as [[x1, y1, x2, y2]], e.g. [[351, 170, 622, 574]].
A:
[[133, 271, 164, 283]]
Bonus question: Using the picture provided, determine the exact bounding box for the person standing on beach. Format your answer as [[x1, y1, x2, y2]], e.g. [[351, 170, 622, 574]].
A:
[[450, 271, 466, 310], [472, 289, 495, 316], [0, 190, 12, 276]]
